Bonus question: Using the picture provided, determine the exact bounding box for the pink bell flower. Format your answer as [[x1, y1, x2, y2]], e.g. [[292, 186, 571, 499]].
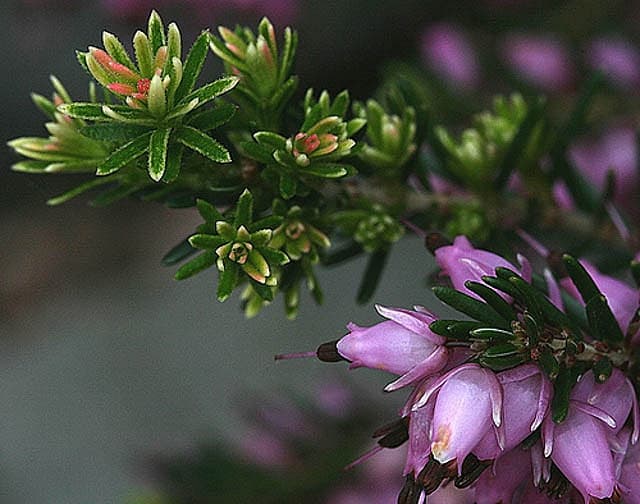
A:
[[434, 235, 520, 300], [336, 305, 449, 391], [411, 364, 503, 473], [473, 364, 552, 460]]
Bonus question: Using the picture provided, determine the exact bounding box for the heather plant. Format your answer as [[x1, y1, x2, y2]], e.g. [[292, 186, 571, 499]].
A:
[[9, 9, 640, 504]]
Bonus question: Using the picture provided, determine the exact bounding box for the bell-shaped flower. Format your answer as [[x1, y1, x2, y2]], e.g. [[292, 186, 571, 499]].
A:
[[336, 305, 449, 391], [542, 370, 626, 503], [474, 447, 531, 504], [411, 363, 503, 473], [434, 235, 519, 300], [473, 364, 552, 460], [618, 428, 640, 504], [571, 368, 639, 440], [403, 381, 437, 478], [560, 259, 639, 341]]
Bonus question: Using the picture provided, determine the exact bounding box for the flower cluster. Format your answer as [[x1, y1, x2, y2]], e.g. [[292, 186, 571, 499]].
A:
[[287, 235, 640, 503]]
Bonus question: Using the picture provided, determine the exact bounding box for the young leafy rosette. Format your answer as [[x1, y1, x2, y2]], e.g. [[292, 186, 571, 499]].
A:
[[242, 89, 365, 199], [209, 17, 298, 126], [8, 76, 109, 178], [178, 190, 289, 302], [434, 93, 545, 190], [59, 11, 238, 182], [269, 203, 330, 262], [356, 98, 417, 175], [332, 204, 405, 253]]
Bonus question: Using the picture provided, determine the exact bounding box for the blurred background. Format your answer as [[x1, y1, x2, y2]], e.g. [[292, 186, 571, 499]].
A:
[[2, 0, 640, 502]]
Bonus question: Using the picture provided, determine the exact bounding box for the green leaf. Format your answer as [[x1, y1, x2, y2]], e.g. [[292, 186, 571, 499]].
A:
[[478, 343, 524, 371], [253, 131, 287, 149], [233, 189, 253, 228], [180, 76, 239, 109], [469, 327, 515, 342], [552, 365, 580, 423], [357, 249, 389, 304], [585, 295, 625, 344], [321, 241, 363, 266], [133, 31, 154, 77], [148, 128, 171, 181], [174, 31, 210, 102], [57, 103, 106, 121], [240, 141, 274, 164], [539, 348, 560, 380], [11, 160, 49, 173], [464, 281, 517, 322], [80, 123, 151, 142], [162, 239, 197, 266], [174, 251, 216, 280], [432, 286, 510, 329], [187, 102, 237, 131], [217, 261, 238, 301], [251, 280, 276, 302], [260, 247, 290, 266], [175, 126, 231, 163], [593, 358, 613, 383], [92, 183, 142, 207], [508, 276, 543, 323], [102, 31, 136, 69], [429, 320, 483, 340], [279, 174, 297, 199], [97, 132, 151, 176], [147, 10, 166, 53], [299, 163, 356, 178], [196, 198, 224, 223], [162, 142, 183, 183], [481, 275, 525, 299], [494, 96, 546, 188], [30, 93, 56, 119], [479, 350, 528, 371], [188, 233, 227, 249], [46, 177, 115, 205], [329, 90, 350, 117], [562, 255, 600, 303]]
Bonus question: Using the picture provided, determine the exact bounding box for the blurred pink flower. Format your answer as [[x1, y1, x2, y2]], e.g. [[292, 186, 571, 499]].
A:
[[420, 23, 480, 90], [588, 37, 640, 89], [502, 33, 574, 91], [569, 126, 638, 211]]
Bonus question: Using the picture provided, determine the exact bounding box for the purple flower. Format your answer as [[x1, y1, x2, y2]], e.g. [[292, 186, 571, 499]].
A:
[[587, 37, 640, 89], [545, 404, 616, 502], [571, 368, 639, 440], [501, 33, 574, 91], [618, 429, 640, 504], [411, 364, 503, 472], [473, 364, 552, 460], [569, 126, 639, 212], [336, 305, 449, 391], [420, 23, 480, 91], [560, 258, 639, 339], [542, 369, 635, 502], [434, 235, 518, 300], [474, 446, 531, 504]]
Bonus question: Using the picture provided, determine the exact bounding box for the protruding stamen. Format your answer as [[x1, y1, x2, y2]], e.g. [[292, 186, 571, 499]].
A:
[[273, 351, 316, 361], [343, 444, 383, 471]]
